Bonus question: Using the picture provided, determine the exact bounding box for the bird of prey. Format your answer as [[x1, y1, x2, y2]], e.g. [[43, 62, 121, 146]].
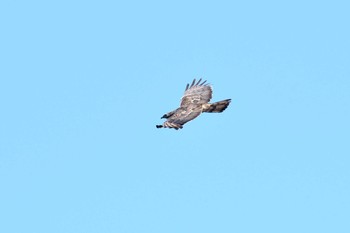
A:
[[156, 79, 231, 130]]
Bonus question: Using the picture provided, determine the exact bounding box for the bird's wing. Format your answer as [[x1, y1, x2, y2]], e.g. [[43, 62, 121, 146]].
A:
[[166, 105, 203, 127], [180, 79, 212, 107]]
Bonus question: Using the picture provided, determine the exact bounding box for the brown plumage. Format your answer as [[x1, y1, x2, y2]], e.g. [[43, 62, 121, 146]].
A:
[[156, 79, 231, 130]]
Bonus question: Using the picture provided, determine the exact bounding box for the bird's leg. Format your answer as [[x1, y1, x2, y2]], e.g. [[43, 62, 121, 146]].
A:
[[156, 125, 163, 128]]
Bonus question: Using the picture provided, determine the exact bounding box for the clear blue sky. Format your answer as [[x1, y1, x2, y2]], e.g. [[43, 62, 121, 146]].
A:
[[1, 1, 349, 232]]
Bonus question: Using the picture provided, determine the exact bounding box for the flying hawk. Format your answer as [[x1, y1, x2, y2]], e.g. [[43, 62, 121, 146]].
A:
[[156, 79, 231, 130]]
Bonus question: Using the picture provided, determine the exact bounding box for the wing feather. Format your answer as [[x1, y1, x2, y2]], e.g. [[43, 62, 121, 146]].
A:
[[190, 79, 196, 88]]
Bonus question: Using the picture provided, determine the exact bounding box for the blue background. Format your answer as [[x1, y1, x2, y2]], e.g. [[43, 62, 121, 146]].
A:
[[1, 1, 349, 232]]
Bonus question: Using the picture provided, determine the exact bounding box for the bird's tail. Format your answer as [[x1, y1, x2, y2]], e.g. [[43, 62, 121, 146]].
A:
[[203, 99, 231, 113]]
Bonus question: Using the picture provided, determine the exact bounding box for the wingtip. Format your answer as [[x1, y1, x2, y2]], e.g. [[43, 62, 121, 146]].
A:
[[186, 78, 209, 89]]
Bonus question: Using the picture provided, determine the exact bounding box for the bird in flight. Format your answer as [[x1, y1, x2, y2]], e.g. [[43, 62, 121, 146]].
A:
[[156, 79, 231, 130]]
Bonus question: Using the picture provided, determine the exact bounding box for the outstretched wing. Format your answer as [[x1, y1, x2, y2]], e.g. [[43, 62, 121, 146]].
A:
[[165, 105, 203, 129], [180, 78, 212, 107]]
